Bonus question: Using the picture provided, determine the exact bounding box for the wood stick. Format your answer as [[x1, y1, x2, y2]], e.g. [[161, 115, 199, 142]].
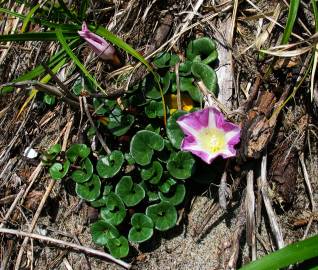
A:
[[0, 228, 131, 269]]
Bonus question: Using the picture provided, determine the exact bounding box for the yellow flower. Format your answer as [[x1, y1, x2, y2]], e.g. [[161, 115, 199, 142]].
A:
[[168, 94, 194, 114]]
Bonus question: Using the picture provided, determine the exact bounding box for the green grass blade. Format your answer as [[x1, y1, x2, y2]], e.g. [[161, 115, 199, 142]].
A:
[[79, 0, 89, 21], [281, 0, 300, 44], [55, 28, 103, 92], [0, 7, 79, 30], [21, 4, 40, 33], [311, 0, 318, 32], [57, 0, 80, 24], [1, 39, 79, 94], [240, 235, 318, 270], [0, 32, 78, 42]]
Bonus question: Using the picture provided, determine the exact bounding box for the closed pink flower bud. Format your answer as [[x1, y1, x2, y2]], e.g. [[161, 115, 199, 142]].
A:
[[78, 22, 120, 65]]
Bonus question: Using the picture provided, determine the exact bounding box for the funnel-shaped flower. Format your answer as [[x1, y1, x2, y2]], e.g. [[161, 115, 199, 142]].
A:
[[78, 22, 120, 64], [177, 107, 240, 164]]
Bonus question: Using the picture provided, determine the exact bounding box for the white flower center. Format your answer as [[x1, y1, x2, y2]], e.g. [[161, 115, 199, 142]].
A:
[[197, 128, 226, 154]]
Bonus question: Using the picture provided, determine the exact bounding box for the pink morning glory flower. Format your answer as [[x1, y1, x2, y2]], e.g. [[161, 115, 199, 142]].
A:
[[78, 22, 120, 65], [176, 107, 241, 164]]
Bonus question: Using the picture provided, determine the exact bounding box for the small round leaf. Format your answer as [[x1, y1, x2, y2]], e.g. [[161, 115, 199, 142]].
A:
[[100, 193, 126, 226], [66, 144, 90, 163], [75, 174, 101, 202], [106, 236, 129, 258], [71, 158, 93, 183], [145, 100, 164, 119], [159, 184, 186, 206], [146, 202, 177, 231], [141, 161, 163, 184], [115, 176, 145, 207], [179, 77, 202, 102], [186, 37, 218, 64], [191, 62, 218, 95], [166, 110, 187, 149], [167, 151, 195, 179], [49, 160, 70, 180], [130, 130, 164, 165], [128, 213, 154, 243], [91, 220, 120, 246], [96, 150, 124, 178], [153, 52, 180, 68]]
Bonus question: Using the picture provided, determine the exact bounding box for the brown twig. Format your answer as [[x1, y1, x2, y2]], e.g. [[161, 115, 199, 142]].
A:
[[0, 228, 131, 269]]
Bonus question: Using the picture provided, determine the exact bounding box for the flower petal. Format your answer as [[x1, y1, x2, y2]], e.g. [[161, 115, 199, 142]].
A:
[[177, 108, 209, 136]]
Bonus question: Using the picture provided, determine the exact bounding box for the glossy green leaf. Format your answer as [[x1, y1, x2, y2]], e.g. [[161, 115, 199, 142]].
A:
[[146, 202, 177, 231], [179, 77, 202, 102], [145, 100, 164, 118], [159, 184, 186, 206], [107, 107, 135, 136], [130, 130, 164, 165], [191, 62, 218, 96], [96, 150, 124, 179], [159, 177, 176, 193], [179, 60, 193, 76], [153, 52, 180, 68], [128, 213, 154, 243], [115, 176, 145, 207], [141, 161, 163, 184], [42, 143, 61, 163], [90, 185, 113, 208], [75, 174, 101, 202], [186, 37, 218, 64], [106, 236, 129, 258], [71, 158, 93, 183], [91, 220, 120, 246], [66, 144, 90, 163], [167, 151, 195, 179], [100, 193, 126, 226], [49, 160, 70, 180], [43, 94, 56, 105], [166, 110, 187, 149], [144, 75, 169, 100], [240, 235, 318, 270]]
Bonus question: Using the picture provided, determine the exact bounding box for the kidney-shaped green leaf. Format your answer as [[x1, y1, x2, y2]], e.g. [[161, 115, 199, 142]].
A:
[[146, 201, 177, 231], [128, 213, 154, 243], [159, 184, 186, 206], [75, 174, 101, 202], [179, 76, 202, 102], [186, 37, 218, 64], [106, 236, 129, 258], [66, 144, 90, 163], [130, 130, 164, 165], [141, 161, 163, 184], [166, 110, 187, 149], [191, 62, 218, 96], [153, 52, 180, 68], [167, 151, 195, 179], [91, 220, 120, 246], [100, 192, 126, 226], [71, 158, 93, 183], [96, 150, 124, 178], [42, 143, 62, 164], [49, 160, 70, 180], [115, 176, 145, 207], [145, 100, 164, 119]]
